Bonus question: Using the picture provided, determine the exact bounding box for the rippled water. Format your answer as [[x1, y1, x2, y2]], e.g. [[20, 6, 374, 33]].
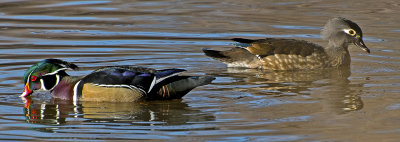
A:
[[1, 0, 400, 141]]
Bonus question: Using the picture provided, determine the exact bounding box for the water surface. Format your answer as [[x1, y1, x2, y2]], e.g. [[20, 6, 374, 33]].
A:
[[1, 0, 400, 141]]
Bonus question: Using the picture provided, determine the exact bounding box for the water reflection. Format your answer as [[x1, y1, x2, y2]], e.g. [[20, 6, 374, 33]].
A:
[[0, 0, 397, 140], [209, 67, 363, 113], [23, 97, 215, 125]]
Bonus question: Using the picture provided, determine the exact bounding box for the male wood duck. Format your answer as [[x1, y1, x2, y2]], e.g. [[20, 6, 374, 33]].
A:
[[21, 59, 215, 102], [203, 17, 370, 70]]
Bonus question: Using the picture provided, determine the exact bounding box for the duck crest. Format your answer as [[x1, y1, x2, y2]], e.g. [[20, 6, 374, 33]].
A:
[[21, 59, 79, 97]]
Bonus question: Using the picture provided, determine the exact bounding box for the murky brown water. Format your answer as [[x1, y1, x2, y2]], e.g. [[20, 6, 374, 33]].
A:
[[1, 0, 400, 141]]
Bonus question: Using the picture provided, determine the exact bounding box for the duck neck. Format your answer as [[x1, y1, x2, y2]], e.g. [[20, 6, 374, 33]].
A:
[[325, 40, 351, 68], [50, 76, 81, 100]]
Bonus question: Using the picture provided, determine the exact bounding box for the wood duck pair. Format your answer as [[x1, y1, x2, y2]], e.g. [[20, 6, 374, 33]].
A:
[[203, 17, 370, 70], [21, 59, 215, 102], [21, 17, 370, 102]]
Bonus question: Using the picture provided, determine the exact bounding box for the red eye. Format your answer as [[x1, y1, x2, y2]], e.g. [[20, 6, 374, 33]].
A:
[[30, 76, 37, 81]]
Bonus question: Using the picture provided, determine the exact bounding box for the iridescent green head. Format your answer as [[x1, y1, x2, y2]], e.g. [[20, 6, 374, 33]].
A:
[[21, 59, 78, 97]]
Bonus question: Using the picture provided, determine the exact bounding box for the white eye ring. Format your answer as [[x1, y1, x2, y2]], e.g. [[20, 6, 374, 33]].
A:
[[343, 29, 356, 36]]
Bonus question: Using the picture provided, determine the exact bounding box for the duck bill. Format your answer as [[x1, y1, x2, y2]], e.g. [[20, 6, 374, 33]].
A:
[[20, 82, 32, 97], [354, 38, 370, 53]]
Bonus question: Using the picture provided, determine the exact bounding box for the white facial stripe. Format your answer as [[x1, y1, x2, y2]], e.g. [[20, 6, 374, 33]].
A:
[[44, 68, 69, 75], [40, 79, 46, 90], [26, 69, 36, 84]]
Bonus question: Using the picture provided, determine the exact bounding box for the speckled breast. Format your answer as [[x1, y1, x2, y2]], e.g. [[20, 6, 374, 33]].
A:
[[260, 52, 329, 70]]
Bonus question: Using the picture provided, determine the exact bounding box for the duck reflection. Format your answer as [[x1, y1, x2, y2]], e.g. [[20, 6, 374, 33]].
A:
[[211, 66, 363, 113], [23, 97, 69, 125], [22, 97, 215, 125]]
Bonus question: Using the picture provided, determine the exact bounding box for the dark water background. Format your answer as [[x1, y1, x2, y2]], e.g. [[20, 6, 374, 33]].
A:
[[1, 0, 400, 141]]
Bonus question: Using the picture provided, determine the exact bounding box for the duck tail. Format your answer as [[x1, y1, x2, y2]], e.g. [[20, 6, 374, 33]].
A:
[[148, 76, 215, 99], [202, 48, 228, 59], [231, 38, 256, 44], [202, 48, 258, 68]]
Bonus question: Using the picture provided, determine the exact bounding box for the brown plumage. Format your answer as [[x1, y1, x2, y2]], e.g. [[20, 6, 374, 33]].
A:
[[203, 17, 370, 70]]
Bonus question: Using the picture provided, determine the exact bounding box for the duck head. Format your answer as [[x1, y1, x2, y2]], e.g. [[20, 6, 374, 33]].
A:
[[21, 59, 79, 97], [321, 17, 370, 53]]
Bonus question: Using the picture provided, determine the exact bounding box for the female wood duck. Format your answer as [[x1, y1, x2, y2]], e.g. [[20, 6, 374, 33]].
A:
[[203, 17, 370, 70], [21, 59, 215, 102]]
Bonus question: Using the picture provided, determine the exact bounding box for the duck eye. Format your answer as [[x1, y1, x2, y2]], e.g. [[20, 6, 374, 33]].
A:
[[349, 30, 355, 35], [30, 76, 37, 82], [344, 29, 356, 36]]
